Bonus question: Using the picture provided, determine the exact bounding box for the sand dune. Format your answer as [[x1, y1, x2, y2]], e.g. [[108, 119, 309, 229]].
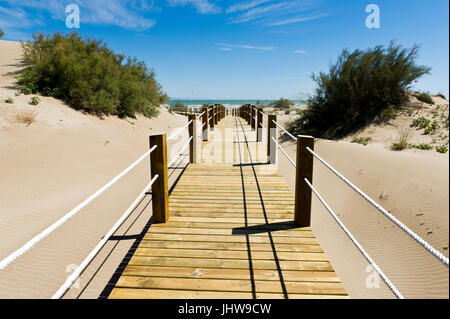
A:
[[0, 40, 191, 298]]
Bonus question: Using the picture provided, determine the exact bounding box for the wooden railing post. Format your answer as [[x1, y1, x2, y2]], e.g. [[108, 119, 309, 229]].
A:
[[268, 115, 277, 164], [257, 108, 263, 142], [149, 134, 169, 223], [214, 105, 219, 125], [188, 114, 197, 163], [202, 106, 208, 141], [210, 106, 215, 131], [294, 135, 315, 227], [251, 106, 256, 130]]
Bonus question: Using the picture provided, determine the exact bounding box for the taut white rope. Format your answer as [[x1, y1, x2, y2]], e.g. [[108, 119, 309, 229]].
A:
[[198, 111, 206, 117], [272, 120, 296, 141], [52, 174, 159, 299], [306, 147, 449, 268], [271, 136, 296, 167], [304, 178, 404, 299], [167, 120, 193, 141], [0, 145, 158, 270], [168, 136, 193, 167]]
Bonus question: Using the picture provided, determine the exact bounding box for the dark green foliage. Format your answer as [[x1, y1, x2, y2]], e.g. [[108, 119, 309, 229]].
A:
[[287, 42, 430, 139], [436, 145, 448, 154], [351, 137, 372, 146], [0, 28, 4, 39], [4, 98, 14, 104], [379, 105, 397, 122], [409, 143, 433, 150], [424, 120, 440, 135], [435, 93, 446, 100], [18, 32, 167, 118], [415, 92, 434, 104], [411, 117, 431, 129], [269, 98, 293, 109], [29, 96, 40, 105]]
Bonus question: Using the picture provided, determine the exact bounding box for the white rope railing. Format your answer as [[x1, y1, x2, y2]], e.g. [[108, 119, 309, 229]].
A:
[[198, 111, 206, 117], [167, 120, 193, 141], [168, 136, 193, 168], [306, 146, 449, 268], [52, 174, 159, 299], [271, 136, 296, 167], [0, 145, 158, 270], [272, 120, 296, 141], [304, 178, 404, 299]]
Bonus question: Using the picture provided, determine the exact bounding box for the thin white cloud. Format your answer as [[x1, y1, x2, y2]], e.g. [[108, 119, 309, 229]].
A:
[[217, 42, 275, 51], [226, 0, 327, 27], [167, 0, 221, 14], [293, 49, 308, 54], [267, 13, 329, 26], [220, 47, 233, 51], [1, 0, 157, 31], [226, 0, 272, 14]]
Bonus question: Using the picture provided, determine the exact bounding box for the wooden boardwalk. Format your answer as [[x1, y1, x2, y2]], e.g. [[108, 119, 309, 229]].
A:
[[108, 116, 348, 299]]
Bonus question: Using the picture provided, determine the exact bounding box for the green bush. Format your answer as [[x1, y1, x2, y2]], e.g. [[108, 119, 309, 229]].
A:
[[391, 129, 411, 151], [269, 98, 293, 109], [424, 120, 440, 135], [411, 117, 431, 129], [30, 96, 40, 105], [5, 98, 14, 104], [436, 145, 448, 154], [287, 42, 430, 139], [351, 137, 372, 146], [379, 105, 397, 122], [0, 28, 4, 39], [415, 92, 434, 104], [18, 32, 166, 118], [409, 143, 433, 150]]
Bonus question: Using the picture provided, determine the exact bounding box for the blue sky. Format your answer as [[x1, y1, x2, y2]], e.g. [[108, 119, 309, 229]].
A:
[[0, 0, 448, 99]]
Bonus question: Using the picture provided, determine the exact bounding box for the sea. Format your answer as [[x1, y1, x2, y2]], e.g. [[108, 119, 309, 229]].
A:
[[167, 99, 307, 108]]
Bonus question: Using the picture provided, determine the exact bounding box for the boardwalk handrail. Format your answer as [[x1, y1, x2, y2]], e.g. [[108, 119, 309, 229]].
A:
[[167, 120, 193, 141], [52, 174, 160, 299], [0, 145, 158, 271]]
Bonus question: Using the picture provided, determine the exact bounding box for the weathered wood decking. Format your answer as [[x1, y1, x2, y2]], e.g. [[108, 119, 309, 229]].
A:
[[108, 116, 347, 299]]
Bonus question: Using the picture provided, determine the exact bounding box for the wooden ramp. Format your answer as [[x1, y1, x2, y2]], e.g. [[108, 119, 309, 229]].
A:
[[108, 116, 348, 299]]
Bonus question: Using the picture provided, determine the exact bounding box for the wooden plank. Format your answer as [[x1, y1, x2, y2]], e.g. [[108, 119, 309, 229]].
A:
[[115, 276, 347, 295], [121, 266, 340, 282], [147, 226, 315, 237]]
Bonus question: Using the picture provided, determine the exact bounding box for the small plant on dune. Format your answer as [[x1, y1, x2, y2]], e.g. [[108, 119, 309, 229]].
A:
[[391, 129, 411, 151], [415, 92, 434, 104], [436, 145, 448, 154], [351, 137, 372, 146], [15, 91, 21, 97], [424, 120, 440, 135], [4, 98, 14, 104], [284, 110, 291, 115], [15, 110, 38, 126], [29, 96, 40, 105], [0, 28, 4, 39], [411, 117, 431, 129], [409, 143, 433, 150]]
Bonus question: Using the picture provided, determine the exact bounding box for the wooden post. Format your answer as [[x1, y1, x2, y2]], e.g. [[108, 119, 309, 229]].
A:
[[257, 108, 263, 142], [188, 114, 197, 163], [210, 106, 215, 131], [202, 107, 208, 141], [251, 106, 256, 130], [294, 135, 315, 227], [214, 105, 219, 125], [149, 134, 169, 223], [268, 115, 277, 164]]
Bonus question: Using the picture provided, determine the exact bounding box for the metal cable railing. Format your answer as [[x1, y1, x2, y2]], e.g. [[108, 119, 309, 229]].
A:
[[272, 120, 296, 141], [271, 136, 296, 167], [168, 136, 193, 168]]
